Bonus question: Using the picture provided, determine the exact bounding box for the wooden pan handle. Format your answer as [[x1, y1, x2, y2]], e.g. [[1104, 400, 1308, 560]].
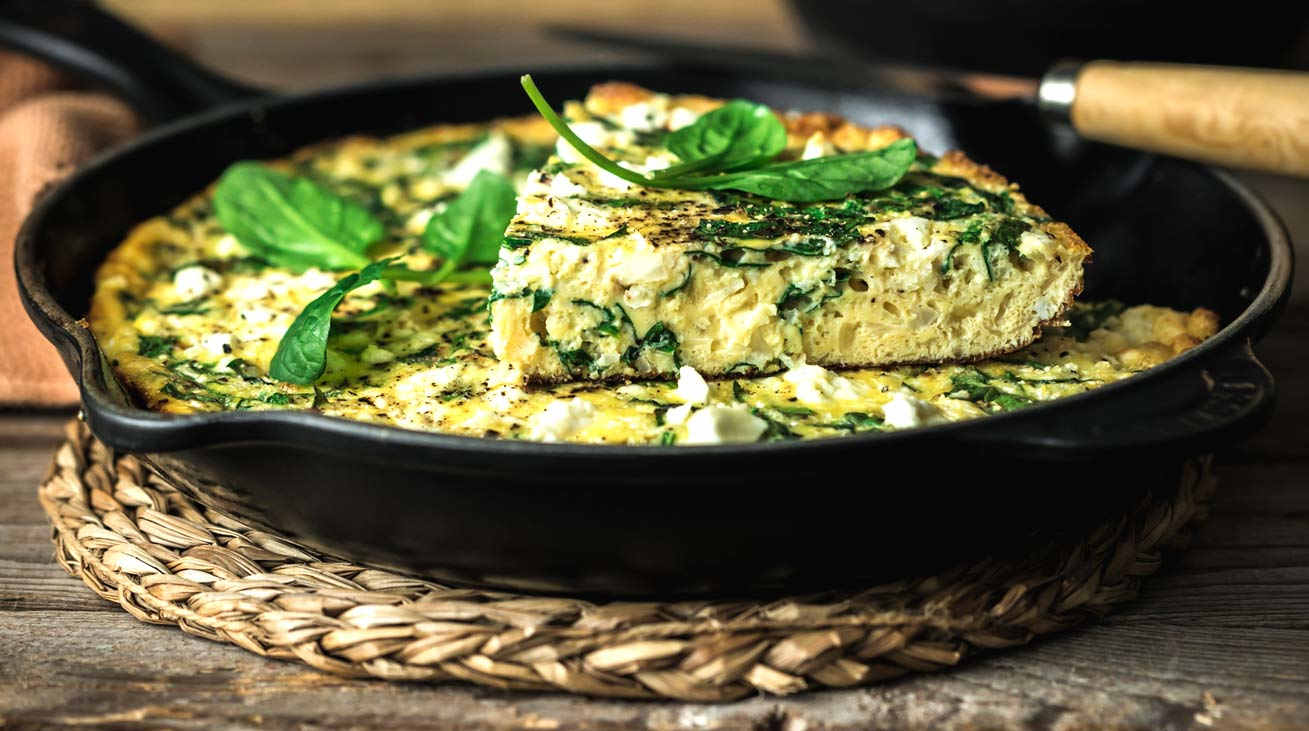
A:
[[1060, 61, 1309, 177]]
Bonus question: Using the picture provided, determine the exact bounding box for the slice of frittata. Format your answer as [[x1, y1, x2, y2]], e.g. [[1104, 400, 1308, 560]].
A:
[[489, 82, 1091, 383]]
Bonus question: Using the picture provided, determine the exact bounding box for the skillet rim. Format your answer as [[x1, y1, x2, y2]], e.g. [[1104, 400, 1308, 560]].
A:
[[14, 65, 1294, 458]]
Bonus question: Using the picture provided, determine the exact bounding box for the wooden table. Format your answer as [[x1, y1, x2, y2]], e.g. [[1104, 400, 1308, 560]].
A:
[[0, 171, 1305, 729]]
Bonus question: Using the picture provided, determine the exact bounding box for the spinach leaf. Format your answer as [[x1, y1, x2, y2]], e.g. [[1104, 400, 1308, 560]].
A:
[[669, 139, 917, 202], [422, 169, 517, 268], [213, 162, 380, 272], [521, 75, 917, 203], [136, 335, 175, 358], [269, 259, 394, 384], [949, 369, 1033, 411], [655, 99, 786, 178]]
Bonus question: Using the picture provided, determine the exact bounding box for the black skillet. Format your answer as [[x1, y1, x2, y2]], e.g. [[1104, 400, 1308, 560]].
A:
[[8, 3, 1293, 596]]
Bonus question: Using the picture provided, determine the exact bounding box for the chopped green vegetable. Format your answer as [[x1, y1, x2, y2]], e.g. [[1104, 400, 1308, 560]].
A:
[[422, 169, 517, 270], [520, 74, 916, 203], [269, 258, 395, 384], [655, 99, 786, 178], [213, 162, 380, 271]]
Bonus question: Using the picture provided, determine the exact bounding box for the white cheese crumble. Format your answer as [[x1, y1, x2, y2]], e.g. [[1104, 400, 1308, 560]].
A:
[[1018, 230, 1053, 258], [197, 333, 231, 359], [485, 385, 527, 412], [1033, 296, 1059, 321], [528, 398, 595, 441], [173, 265, 222, 300], [801, 132, 836, 160], [548, 172, 587, 198], [443, 132, 512, 188], [672, 366, 710, 405], [887, 216, 932, 251], [554, 121, 621, 164], [683, 404, 768, 445], [882, 393, 947, 429], [213, 234, 241, 258], [668, 106, 700, 131], [394, 364, 461, 402], [665, 403, 694, 426], [618, 99, 669, 132], [782, 364, 863, 403]]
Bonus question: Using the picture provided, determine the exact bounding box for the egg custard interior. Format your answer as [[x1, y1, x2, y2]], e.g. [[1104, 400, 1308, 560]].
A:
[[88, 85, 1219, 445], [491, 83, 1090, 384]]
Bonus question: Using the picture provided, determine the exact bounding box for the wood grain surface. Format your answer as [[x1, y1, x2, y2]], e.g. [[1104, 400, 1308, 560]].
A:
[[1072, 62, 1309, 176], [2, 8, 1308, 725]]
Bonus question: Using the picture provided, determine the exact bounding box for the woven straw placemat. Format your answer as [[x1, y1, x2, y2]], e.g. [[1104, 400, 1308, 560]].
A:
[[38, 419, 1215, 701]]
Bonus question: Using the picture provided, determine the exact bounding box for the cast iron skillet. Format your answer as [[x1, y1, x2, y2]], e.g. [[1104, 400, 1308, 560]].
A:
[[8, 3, 1293, 596]]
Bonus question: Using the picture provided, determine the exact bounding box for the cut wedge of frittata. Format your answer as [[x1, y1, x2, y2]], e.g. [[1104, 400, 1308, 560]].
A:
[[489, 82, 1091, 383]]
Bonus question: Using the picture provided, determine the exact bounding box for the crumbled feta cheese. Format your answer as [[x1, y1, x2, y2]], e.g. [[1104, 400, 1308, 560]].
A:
[[683, 404, 768, 444], [618, 100, 669, 132], [882, 393, 947, 429], [443, 132, 512, 188], [801, 132, 836, 160], [887, 216, 932, 251], [239, 307, 272, 325], [198, 333, 231, 358], [486, 385, 527, 412], [1018, 230, 1053, 258], [529, 398, 595, 441], [665, 403, 694, 426], [1033, 296, 1059, 321], [611, 236, 674, 284], [668, 107, 700, 131], [173, 265, 222, 300], [394, 364, 461, 402], [642, 155, 672, 172], [228, 278, 270, 302], [783, 364, 863, 403], [213, 234, 241, 258], [672, 366, 710, 405], [554, 121, 615, 164], [549, 172, 587, 198], [299, 269, 339, 292]]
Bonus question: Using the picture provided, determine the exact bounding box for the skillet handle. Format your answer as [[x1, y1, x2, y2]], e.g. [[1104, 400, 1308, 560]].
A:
[[0, 0, 262, 123], [963, 339, 1276, 459]]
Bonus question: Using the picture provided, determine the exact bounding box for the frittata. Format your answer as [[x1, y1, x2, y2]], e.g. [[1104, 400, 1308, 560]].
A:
[[87, 86, 1218, 446], [490, 83, 1090, 383]]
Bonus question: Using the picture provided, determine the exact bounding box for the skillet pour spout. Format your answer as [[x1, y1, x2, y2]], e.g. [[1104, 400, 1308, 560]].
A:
[[5, 6, 1292, 595]]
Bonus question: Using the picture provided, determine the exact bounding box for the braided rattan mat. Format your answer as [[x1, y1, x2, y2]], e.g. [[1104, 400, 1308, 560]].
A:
[[38, 420, 1215, 701]]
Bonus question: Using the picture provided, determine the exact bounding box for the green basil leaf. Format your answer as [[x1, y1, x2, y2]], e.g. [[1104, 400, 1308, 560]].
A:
[[268, 258, 394, 384], [668, 138, 918, 202], [213, 162, 380, 272], [656, 99, 786, 177], [422, 169, 517, 267]]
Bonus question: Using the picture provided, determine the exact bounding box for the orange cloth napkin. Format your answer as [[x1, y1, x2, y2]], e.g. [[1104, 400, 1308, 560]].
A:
[[0, 51, 140, 406]]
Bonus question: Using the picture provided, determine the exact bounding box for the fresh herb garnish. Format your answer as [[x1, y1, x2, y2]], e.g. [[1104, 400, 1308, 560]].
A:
[[213, 162, 382, 272], [268, 258, 395, 385], [520, 74, 916, 203], [654, 99, 787, 178], [422, 169, 518, 273]]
